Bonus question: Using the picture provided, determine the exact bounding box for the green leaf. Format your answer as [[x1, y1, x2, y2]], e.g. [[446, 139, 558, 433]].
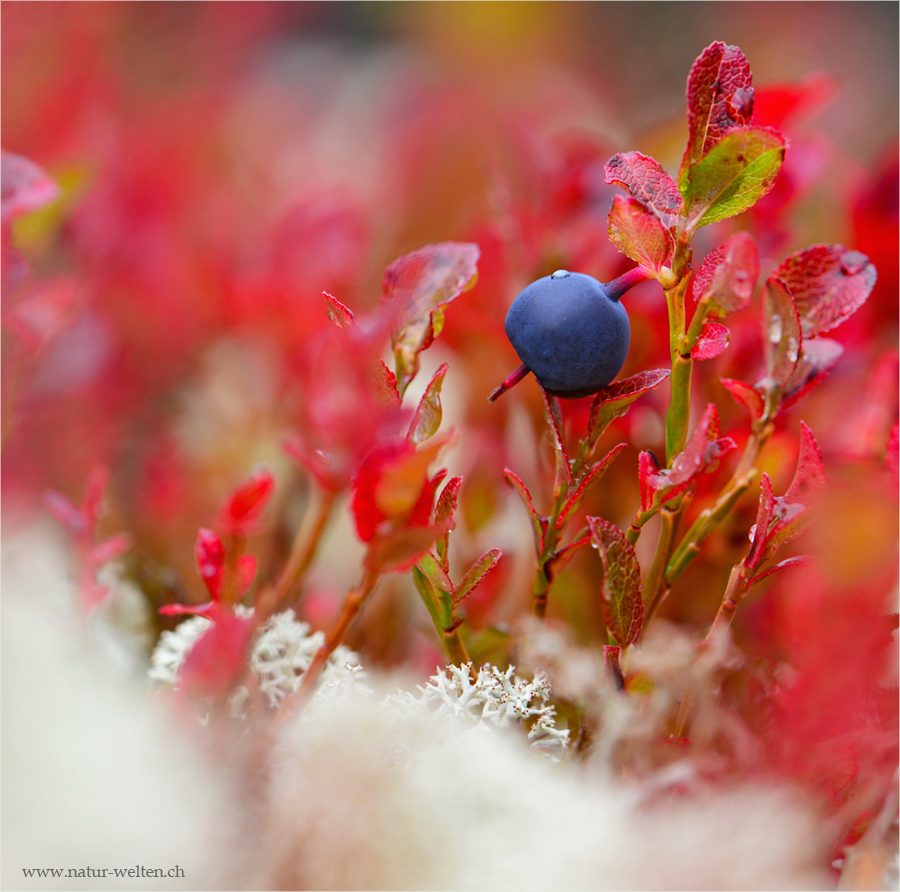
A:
[[587, 516, 643, 647], [681, 127, 785, 228]]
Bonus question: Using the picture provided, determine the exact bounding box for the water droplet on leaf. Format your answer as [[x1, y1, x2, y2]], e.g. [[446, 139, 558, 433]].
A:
[[768, 314, 783, 343], [840, 252, 868, 276], [787, 337, 799, 363]]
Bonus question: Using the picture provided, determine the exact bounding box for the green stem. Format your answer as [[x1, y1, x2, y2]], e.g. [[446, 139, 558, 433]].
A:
[[641, 502, 680, 623], [663, 268, 693, 464]]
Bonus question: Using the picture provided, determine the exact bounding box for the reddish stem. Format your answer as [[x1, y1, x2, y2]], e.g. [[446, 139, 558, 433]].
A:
[[488, 363, 532, 401], [605, 266, 651, 302]]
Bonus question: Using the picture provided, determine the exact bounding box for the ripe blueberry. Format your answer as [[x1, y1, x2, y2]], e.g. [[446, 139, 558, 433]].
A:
[[492, 268, 646, 400]]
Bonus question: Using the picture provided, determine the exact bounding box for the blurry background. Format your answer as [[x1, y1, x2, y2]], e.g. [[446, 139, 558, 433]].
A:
[[2, 2, 897, 666]]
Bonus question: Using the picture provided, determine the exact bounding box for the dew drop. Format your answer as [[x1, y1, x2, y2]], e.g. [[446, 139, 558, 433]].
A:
[[787, 337, 799, 363], [550, 269, 570, 279], [768, 314, 783, 343], [840, 252, 867, 276]]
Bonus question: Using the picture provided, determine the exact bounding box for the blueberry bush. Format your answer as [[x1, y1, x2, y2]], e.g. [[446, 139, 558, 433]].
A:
[[3, 6, 897, 889]]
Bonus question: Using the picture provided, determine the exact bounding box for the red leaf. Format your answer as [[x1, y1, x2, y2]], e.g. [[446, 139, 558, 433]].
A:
[[638, 450, 662, 512], [691, 321, 730, 360], [236, 553, 258, 595], [748, 554, 812, 585], [587, 516, 643, 647], [540, 388, 572, 484], [556, 444, 626, 529], [381, 242, 479, 389], [747, 473, 776, 568], [720, 378, 765, 420], [90, 533, 131, 567], [283, 433, 342, 494], [772, 245, 877, 338], [323, 291, 357, 329], [753, 74, 835, 129], [1, 151, 59, 224], [377, 360, 402, 407], [351, 437, 447, 543], [178, 611, 256, 701], [196, 528, 226, 601], [407, 362, 448, 446], [887, 423, 899, 491], [607, 195, 674, 271], [649, 404, 736, 500], [588, 369, 671, 439], [219, 470, 274, 537], [159, 600, 217, 620], [763, 276, 802, 388], [784, 421, 826, 507], [364, 522, 448, 574], [693, 232, 760, 315], [503, 468, 546, 552], [44, 490, 85, 534], [780, 338, 844, 410], [435, 475, 463, 526], [547, 535, 592, 580], [681, 42, 754, 176], [604, 152, 682, 228], [83, 466, 111, 526]]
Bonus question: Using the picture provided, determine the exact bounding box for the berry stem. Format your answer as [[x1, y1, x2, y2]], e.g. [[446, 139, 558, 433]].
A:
[[605, 266, 651, 302], [488, 363, 532, 401]]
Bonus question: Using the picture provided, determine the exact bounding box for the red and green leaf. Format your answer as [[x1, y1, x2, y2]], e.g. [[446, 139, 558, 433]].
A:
[[681, 127, 786, 228], [434, 475, 463, 572], [772, 245, 877, 338], [681, 42, 755, 178], [454, 548, 502, 604], [588, 369, 671, 440], [587, 516, 643, 647], [408, 362, 449, 446], [608, 195, 674, 271]]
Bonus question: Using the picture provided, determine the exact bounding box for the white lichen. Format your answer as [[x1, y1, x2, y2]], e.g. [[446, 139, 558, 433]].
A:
[[388, 662, 569, 755], [148, 608, 363, 710]]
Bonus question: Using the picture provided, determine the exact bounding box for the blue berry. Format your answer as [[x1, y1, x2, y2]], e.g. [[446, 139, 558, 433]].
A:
[[502, 270, 631, 398]]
